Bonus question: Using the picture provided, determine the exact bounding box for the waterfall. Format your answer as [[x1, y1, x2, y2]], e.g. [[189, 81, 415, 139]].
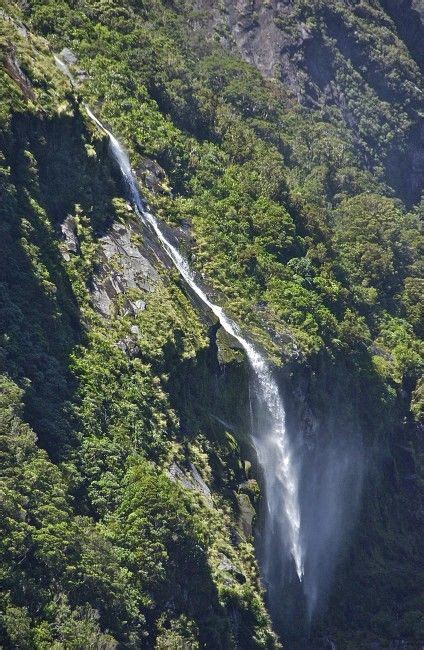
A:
[[85, 105, 304, 581], [54, 52, 303, 597], [53, 55, 369, 636]]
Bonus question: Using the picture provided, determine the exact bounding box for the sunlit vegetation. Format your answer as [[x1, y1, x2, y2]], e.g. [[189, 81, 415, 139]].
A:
[[0, 0, 423, 646]]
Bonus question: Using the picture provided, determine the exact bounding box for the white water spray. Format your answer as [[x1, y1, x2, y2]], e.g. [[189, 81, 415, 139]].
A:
[[55, 55, 304, 582]]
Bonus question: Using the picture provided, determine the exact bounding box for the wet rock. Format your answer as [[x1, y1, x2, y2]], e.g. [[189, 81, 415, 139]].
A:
[[412, 0, 424, 21], [366, 641, 420, 650], [244, 460, 252, 477], [322, 638, 338, 650], [236, 491, 256, 538], [59, 47, 77, 66], [292, 383, 320, 451]]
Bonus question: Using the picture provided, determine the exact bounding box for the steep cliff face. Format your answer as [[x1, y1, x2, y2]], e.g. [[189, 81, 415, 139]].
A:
[[193, 0, 424, 205], [0, 10, 277, 648], [281, 359, 424, 648], [412, 0, 424, 19], [382, 0, 424, 68]]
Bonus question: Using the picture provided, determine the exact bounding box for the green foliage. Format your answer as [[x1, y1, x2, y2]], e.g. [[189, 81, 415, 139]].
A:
[[0, 374, 124, 647], [155, 614, 199, 650], [72, 331, 174, 460], [374, 315, 424, 386], [334, 194, 417, 301], [0, 8, 276, 647], [411, 377, 424, 422], [1, 1, 423, 647]]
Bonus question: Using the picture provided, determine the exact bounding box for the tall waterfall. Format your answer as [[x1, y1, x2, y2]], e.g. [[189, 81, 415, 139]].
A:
[[84, 105, 304, 581], [55, 51, 302, 605], [54, 55, 370, 634]]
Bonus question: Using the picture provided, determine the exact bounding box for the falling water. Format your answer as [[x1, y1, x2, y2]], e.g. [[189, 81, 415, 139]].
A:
[[84, 105, 304, 580], [55, 53, 303, 604]]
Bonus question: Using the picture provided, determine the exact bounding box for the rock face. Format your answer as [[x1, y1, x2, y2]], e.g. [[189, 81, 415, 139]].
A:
[[196, 0, 424, 95], [236, 491, 256, 538], [4, 52, 36, 101], [412, 0, 424, 20], [60, 215, 79, 260], [196, 0, 297, 85], [136, 157, 170, 195], [168, 462, 212, 500], [59, 47, 77, 66], [59, 210, 162, 318], [194, 0, 424, 204], [382, 0, 424, 69], [90, 221, 159, 317]]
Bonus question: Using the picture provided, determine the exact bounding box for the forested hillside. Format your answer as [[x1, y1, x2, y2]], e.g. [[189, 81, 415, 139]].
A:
[[0, 1, 423, 648]]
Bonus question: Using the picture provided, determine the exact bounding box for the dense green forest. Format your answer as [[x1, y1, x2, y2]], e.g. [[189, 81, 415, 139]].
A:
[[0, 0, 423, 648]]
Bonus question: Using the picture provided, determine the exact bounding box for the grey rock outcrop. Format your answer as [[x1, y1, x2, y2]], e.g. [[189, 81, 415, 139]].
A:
[[60, 215, 79, 261], [217, 553, 246, 585], [236, 491, 256, 538], [59, 47, 77, 66], [91, 221, 159, 317], [4, 52, 36, 101], [168, 462, 212, 500]]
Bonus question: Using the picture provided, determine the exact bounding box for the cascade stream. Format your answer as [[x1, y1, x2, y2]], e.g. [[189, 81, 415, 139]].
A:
[[55, 53, 304, 607], [85, 106, 304, 581]]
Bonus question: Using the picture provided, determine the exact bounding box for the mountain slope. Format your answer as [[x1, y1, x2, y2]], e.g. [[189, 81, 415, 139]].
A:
[[0, 7, 277, 648], [0, 0, 423, 648], [193, 0, 424, 204]]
